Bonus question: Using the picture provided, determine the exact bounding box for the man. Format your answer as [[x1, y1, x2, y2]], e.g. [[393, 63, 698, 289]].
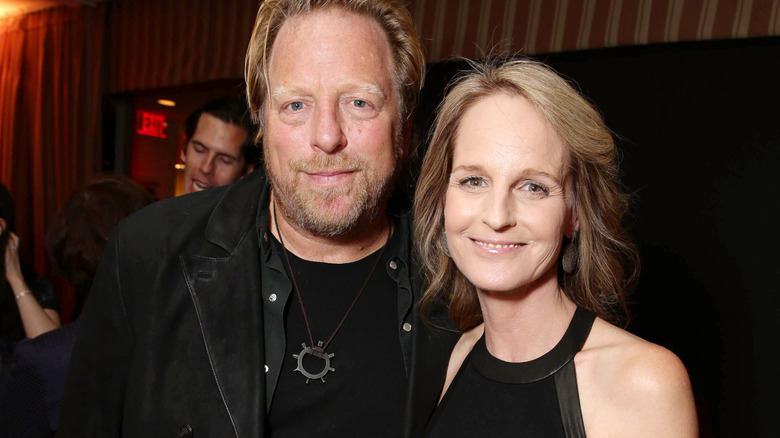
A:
[[180, 96, 259, 194], [59, 1, 456, 437]]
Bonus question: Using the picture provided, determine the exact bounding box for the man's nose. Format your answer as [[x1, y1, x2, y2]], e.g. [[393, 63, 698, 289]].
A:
[[199, 155, 215, 175], [311, 104, 346, 153], [481, 190, 517, 231]]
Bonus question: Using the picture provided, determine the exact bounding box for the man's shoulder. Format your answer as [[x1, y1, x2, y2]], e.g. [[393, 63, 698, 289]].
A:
[[116, 171, 269, 249]]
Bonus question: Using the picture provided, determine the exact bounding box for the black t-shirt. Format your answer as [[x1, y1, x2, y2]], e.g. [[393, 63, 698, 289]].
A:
[[268, 232, 408, 437]]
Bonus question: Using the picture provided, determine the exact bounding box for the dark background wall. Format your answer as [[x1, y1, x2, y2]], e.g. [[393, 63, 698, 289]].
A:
[[414, 36, 780, 437]]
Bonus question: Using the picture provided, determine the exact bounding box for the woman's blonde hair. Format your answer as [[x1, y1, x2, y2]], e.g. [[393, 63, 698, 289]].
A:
[[414, 58, 639, 331], [245, 0, 425, 143]]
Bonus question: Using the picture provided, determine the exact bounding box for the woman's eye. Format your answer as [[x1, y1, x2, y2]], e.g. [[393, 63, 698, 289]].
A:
[[522, 182, 550, 196], [459, 176, 486, 188], [289, 101, 304, 111]]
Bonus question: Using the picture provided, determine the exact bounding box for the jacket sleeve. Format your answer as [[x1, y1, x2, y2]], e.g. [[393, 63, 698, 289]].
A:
[[58, 232, 132, 437]]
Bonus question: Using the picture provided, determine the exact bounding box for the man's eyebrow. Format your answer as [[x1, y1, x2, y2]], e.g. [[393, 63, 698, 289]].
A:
[[350, 83, 385, 98], [271, 86, 300, 100], [271, 84, 387, 100]]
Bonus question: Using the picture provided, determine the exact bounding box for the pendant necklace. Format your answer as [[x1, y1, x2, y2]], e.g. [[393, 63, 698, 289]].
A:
[[273, 206, 390, 384]]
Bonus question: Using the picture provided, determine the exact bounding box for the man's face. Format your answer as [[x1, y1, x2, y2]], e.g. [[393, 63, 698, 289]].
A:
[[263, 7, 402, 236], [180, 113, 251, 194]]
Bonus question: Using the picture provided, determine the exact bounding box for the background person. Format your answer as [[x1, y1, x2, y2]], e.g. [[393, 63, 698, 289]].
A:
[[414, 58, 697, 437], [0, 175, 152, 438], [0, 183, 60, 374], [180, 96, 259, 194]]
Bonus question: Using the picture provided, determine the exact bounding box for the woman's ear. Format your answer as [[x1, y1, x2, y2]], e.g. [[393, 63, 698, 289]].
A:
[[565, 175, 579, 238], [0, 217, 6, 235], [568, 205, 579, 239]]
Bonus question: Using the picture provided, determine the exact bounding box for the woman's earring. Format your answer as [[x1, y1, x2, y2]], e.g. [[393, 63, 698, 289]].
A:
[[562, 230, 578, 274], [440, 231, 451, 258]]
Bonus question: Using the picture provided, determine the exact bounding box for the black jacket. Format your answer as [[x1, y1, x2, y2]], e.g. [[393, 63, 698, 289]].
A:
[[59, 170, 458, 437]]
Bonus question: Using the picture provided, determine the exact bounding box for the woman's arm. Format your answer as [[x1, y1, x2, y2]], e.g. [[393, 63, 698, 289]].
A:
[[617, 343, 697, 436], [4, 232, 61, 338], [579, 321, 698, 437]]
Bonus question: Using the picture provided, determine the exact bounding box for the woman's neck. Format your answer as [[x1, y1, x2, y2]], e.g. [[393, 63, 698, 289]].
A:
[[477, 268, 577, 363]]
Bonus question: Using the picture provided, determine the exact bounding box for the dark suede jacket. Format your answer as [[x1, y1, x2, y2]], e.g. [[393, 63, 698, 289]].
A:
[[58, 170, 458, 438]]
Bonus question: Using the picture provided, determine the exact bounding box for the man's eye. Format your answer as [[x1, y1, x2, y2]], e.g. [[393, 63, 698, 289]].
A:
[[352, 99, 367, 108], [289, 102, 304, 111]]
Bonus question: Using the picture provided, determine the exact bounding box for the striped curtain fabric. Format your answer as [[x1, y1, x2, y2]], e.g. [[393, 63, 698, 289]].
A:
[[107, 0, 257, 93], [413, 0, 780, 61], [106, 0, 780, 93]]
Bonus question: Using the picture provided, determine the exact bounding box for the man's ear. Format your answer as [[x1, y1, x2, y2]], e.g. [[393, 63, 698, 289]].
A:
[[180, 144, 187, 163]]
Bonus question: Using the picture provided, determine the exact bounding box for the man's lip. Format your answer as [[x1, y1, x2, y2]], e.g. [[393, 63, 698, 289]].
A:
[[191, 179, 211, 191], [303, 169, 357, 184], [304, 169, 357, 177]]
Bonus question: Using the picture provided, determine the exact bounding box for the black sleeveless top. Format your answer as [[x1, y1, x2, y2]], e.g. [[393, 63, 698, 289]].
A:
[[425, 307, 596, 438]]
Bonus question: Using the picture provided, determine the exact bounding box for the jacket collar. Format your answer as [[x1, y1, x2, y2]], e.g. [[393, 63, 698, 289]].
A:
[[203, 170, 270, 254]]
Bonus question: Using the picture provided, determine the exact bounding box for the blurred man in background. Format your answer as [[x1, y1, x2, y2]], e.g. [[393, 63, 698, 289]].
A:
[[180, 96, 259, 193]]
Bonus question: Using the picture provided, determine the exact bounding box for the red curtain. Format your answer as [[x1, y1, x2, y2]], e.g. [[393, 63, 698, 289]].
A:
[[411, 0, 780, 61], [0, 5, 104, 321]]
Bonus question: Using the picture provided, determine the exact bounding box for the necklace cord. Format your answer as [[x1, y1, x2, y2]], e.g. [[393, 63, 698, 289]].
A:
[[272, 204, 391, 357]]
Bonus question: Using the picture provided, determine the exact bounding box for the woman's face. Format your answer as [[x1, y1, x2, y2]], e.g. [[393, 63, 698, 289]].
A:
[[444, 92, 576, 295]]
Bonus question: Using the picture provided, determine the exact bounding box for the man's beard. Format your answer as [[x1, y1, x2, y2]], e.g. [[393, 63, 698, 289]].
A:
[[266, 151, 399, 237]]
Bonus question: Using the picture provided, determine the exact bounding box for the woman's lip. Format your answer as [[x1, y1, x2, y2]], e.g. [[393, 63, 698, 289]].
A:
[[471, 238, 524, 253]]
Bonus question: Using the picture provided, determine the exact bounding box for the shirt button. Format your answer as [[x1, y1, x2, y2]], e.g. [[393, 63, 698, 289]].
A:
[[264, 365, 269, 373], [178, 424, 193, 438], [269, 293, 277, 302], [402, 322, 412, 332], [389, 260, 398, 270]]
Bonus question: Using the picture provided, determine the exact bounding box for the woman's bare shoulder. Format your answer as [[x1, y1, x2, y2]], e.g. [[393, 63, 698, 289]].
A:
[[439, 323, 484, 402], [576, 318, 698, 437]]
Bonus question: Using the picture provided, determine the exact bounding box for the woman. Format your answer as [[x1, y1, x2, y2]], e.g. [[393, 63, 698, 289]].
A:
[[414, 59, 697, 437], [0, 175, 152, 437], [1, 183, 61, 373]]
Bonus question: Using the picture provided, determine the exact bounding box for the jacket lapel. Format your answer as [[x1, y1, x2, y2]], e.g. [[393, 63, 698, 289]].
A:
[[181, 172, 270, 437]]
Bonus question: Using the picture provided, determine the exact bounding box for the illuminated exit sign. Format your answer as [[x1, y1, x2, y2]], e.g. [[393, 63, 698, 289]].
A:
[[136, 111, 168, 138]]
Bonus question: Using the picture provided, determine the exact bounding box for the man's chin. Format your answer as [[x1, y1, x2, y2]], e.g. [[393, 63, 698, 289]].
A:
[[277, 195, 365, 236]]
